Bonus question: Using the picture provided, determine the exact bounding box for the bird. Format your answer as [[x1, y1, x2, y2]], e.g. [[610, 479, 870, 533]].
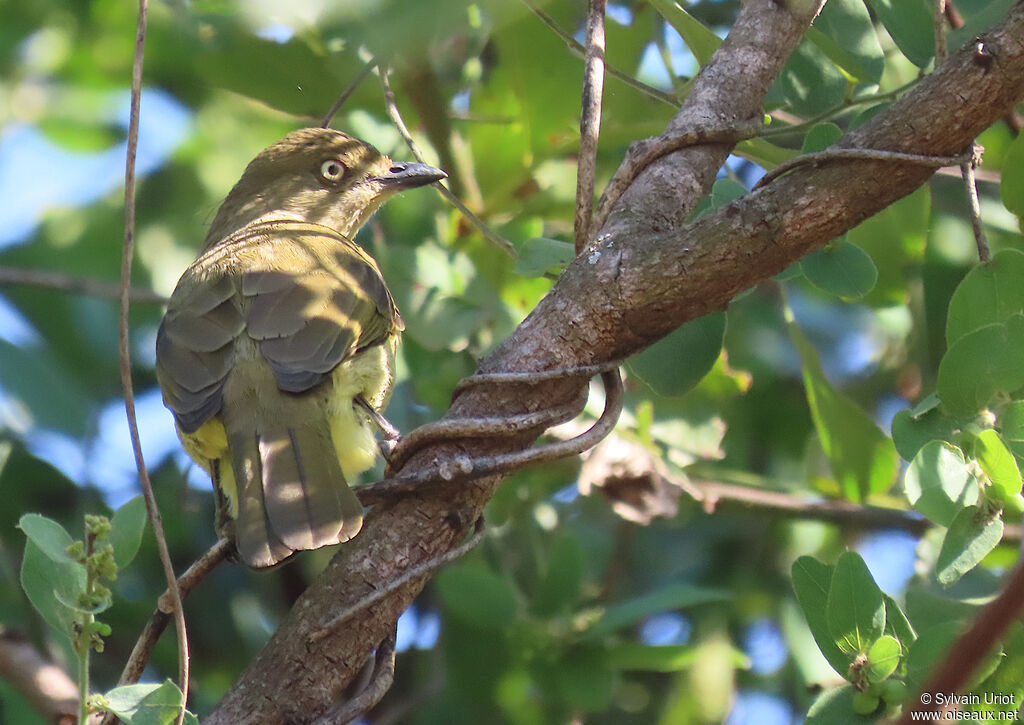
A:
[[155, 127, 446, 568]]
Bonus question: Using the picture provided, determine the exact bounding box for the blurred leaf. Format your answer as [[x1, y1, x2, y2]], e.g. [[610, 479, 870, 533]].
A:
[[865, 634, 902, 683], [935, 505, 1004, 586], [905, 621, 1001, 692], [904, 588, 984, 633], [110, 495, 147, 569], [38, 118, 122, 151], [20, 538, 85, 639], [1000, 400, 1024, 458], [531, 534, 585, 616], [946, 249, 1024, 346], [514, 237, 574, 277], [17, 513, 76, 563], [649, 0, 720, 65], [628, 313, 726, 398], [605, 643, 698, 672], [800, 239, 878, 300], [847, 186, 929, 307], [0, 339, 93, 436], [1000, 132, 1024, 218], [903, 441, 978, 527], [863, 0, 934, 68], [437, 561, 518, 629], [788, 318, 900, 501], [586, 583, 727, 638], [807, 0, 884, 84], [937, 316, 1024, 416], [546, 646, 616, 712], [826, 551, 885, 656], [792, 556, 850, 675]]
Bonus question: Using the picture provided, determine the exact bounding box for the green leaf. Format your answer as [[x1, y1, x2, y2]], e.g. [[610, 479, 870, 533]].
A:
[[792, 556, 851, 674], [709, 178, 747, 208], [936, 505, 1004, 586], [648, 0, 721, 65], [802, 123, 843, 153], [937, 315, 1024, 416], [800, 239, 878, 300], [778, 39, 848, 117], [514, 237, 575, 277], [110, 496, 147, 569], [1000, 133, 1024, 218], [973, 429, 1023, 501], [863, 0, 935, 68], [865, 635, 902, 683], [788, 319, 900, 501], [807, 0, 884, 84], [436, 561, 518, 629], [806, 685, 879, 725], [18, 514, 76, 563], [628, 312, 726, 397], [883, 594, 917, 650], [826, 552, 886, 656], [99, 680, 187, 725], [585, 583, 727, 638], [19, 539, 86, 639], [946, 249, 1024, 346], [903, 441, 978, 527], [604, 643, 698, 672], [891, 405, 963, 462]]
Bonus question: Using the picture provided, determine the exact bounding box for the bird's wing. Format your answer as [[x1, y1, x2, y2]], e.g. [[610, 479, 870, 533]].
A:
[[241, 224, 401, 393], [156, 272, 244, 433]]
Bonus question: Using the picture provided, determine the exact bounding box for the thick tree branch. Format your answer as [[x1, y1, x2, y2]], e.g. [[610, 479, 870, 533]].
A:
[[205, 3, 1024, 723]]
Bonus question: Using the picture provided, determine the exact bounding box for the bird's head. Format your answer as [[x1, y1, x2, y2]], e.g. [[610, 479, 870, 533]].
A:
[[205, 128, 446, 244]]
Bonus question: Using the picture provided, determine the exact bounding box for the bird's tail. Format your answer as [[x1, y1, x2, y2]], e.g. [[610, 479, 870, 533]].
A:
[[224, 423, 364, 568]]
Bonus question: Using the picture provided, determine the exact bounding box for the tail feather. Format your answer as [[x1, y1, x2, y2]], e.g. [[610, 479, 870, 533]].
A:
[[228, 424, 363, 568]]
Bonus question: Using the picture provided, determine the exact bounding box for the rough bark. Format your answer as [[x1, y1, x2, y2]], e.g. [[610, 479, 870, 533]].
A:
[[205, 2, 1024, 722]]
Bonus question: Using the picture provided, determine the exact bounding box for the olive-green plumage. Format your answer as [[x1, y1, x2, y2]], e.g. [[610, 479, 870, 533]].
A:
[[155, 128, 445, 568]]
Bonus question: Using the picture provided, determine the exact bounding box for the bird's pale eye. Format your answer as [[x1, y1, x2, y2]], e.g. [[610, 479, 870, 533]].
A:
[[319, 159, 347, 183]]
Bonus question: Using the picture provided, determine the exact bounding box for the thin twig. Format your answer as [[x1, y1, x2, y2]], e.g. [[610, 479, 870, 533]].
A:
[[752, 147, 973, 190], [377, 63, 517, 258], [311, 632, 397, 725], [308, 521, 486, 643], [0, 266, 165, 303], [574, 0, 607, 253], [358, 369, 623, 504], [118, 2, 189, 724], [386, 393, 586, 473], [320, 57, 377, 129], [961, 149, 991, 262], [521, 0, 681, 109], [593, 117, 765, 232], [106, 540, 231, 706], [933, 0, 948, 63]]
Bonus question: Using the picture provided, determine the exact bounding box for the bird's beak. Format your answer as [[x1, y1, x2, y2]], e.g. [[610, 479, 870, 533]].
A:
[[375, 161, 447, 190]]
